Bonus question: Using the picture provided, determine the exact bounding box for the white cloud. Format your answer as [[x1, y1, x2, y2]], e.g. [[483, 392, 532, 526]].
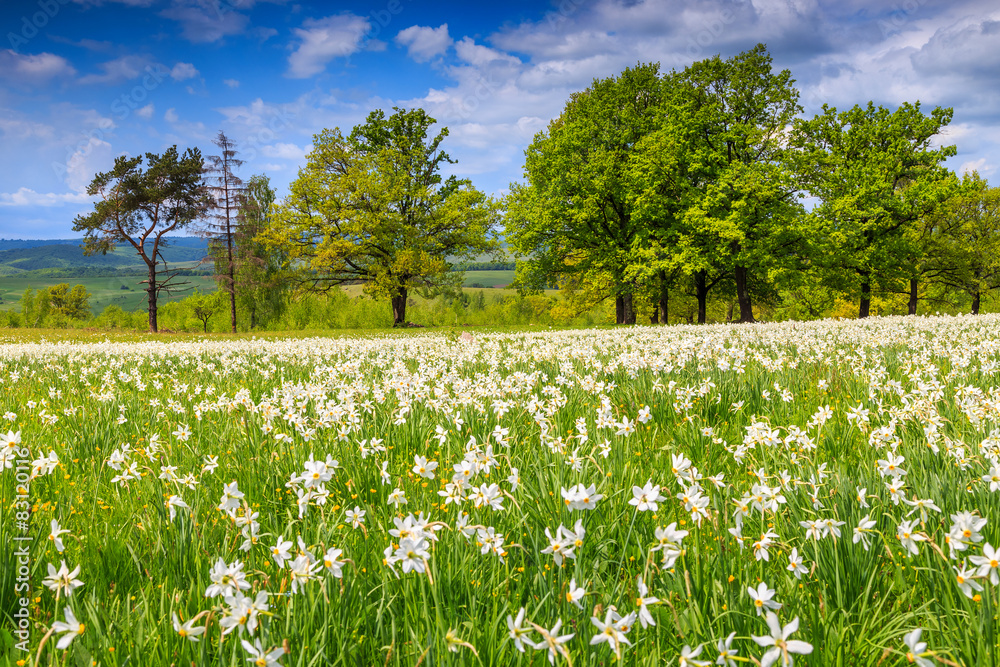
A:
[[78, 55, 151, 85], [0, 187, 94, 207], [287, 14, 371, 78], [223, 78, 240, 88], [260, 142, 309, 161], [395, 24, 452, 62], [0, 115, 56, 140], [171, 62, 200, 81], [959, 157, 991, 176], [136, 104, 155, 119], [65, 137, 114, 193], [165, 108, 179, 123], [453, 38, 520, 67], [160, 0, 249, 43], [0, 50, 77, 82]]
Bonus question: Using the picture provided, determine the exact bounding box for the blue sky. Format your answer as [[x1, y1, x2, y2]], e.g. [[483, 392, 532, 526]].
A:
[[1, 0, 998, 238]]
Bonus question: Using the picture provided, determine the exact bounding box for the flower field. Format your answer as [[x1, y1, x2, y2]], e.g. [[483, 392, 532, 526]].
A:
[[3, 316, 1000, 666]]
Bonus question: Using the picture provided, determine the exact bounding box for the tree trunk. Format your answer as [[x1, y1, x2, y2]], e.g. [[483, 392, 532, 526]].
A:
[[250, 306, 257, 330], [734, 265, 756, 323], [657, 270, 669, 324], [615, 295, 624, 325], [228, 278, 237, 333], [907, 278, 918, 315], [147, 266, 158, 333], [223, 156, 238, 334], [859, 281, 871, 319], [972, 291, 981, 315], [727, 302, 734, 322], [391, 287, 408, 327], [621, 292, 636, 325], [650, 310, 658, 324], [695, 270, 708, 324]]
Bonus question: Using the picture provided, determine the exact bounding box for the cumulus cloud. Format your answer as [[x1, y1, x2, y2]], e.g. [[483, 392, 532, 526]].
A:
[[0, 187, 94, 207], [171, 62, 200, 81], [78, 55, 151, 85], [136, 104, 155, 119], [454, 37, 520, 67], [260, 142, 309, 161], [65, 137, 114, 192], [164, 107, 179, 123], [959, 157, 992, 175], [160, 0, 250, 43], [0, 50, 77, 83], [395, 24, 452, 62], [223, 78, 240, 88], [287, 14, 371, 78]]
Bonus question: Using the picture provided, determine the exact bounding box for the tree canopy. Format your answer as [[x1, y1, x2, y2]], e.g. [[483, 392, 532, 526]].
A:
[[271, 107, 500, 326]]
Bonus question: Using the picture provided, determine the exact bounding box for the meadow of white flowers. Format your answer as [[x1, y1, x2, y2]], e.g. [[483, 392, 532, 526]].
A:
[[2, 315, 1000, 666]]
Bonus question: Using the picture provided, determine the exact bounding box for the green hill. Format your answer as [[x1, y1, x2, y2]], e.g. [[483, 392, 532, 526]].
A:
[[0, 240, 208, 274]]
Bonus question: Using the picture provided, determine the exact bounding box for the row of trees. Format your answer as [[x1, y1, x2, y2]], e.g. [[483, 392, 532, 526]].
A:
[[72, 137, 289, 332], [506, 44, 999, 323], [73, 109, 500, 332], [71, 44, 998, 331]]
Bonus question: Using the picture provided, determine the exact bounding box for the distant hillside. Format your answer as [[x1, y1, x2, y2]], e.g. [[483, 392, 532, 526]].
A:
[[0, 237, 208, 274], [0, 239, 82, 251], [0, 237, 209, 251]]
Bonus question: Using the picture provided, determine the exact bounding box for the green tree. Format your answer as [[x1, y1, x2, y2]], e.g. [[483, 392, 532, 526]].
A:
[[203, 131, 245, 333], [792, 102, 958, 318], [232, 174, 288, 329], [506, 63, 665, 324], [73, 146, 210, 332], [271, 108, 499, 326], [189, 290, 221, 333], [939, 173, 1000, 314], [19, 288, 45, 327], [631, 44, 804, 323], [48, 283, 91, 319]]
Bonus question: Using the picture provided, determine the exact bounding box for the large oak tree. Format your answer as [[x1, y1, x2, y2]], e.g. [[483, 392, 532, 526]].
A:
[[271, 108, 499, 326], [505, 64, 666, 324]]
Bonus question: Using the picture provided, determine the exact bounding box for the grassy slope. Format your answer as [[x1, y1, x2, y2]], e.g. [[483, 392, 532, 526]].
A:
[[0, 274, 218, 314], [0, 268, 515, 315]]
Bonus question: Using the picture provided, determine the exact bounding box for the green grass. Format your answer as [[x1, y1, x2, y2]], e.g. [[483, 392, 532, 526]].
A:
[[462, 270, 515, 288], [1, 316, 999, 666], [0, 272, 217, 314]]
